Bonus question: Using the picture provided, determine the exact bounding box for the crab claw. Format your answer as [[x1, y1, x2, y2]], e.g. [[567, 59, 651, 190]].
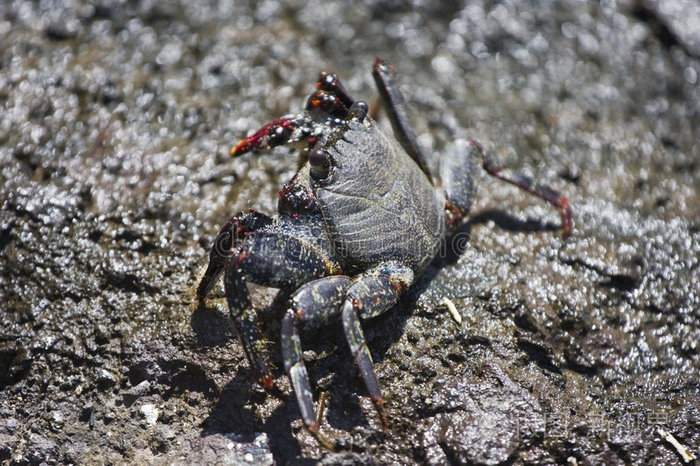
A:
[[230, 117, 297, 157]]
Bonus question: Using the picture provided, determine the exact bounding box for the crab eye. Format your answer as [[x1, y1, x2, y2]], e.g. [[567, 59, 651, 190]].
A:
[[309, 150, 330, 179]]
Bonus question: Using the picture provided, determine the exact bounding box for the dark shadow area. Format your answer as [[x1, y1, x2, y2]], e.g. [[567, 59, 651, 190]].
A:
[[201, 372, 308, 463], [631, 1, 700, 59], [194, 258, 442, 458], [468, 209, 562, 236], [201, 372, 260, 436], [189, 200, 574, 457], [161, 358, 220, 400], [515, 335, 562, 374], [190, 304, 237, 347], [598, 273, 641, 292]]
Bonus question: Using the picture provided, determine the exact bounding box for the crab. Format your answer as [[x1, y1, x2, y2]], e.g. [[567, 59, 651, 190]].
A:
[[197, 59, 572, 449]]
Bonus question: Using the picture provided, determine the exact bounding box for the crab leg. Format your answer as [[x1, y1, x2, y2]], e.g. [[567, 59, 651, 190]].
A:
[[373, 59, 572, 238], [340, 263, 414, 427], [197, 210, 272, 303], [440, 139, 572, 238], [372, 58, 432, 178], [218, 228, 339, 389], [224, 258, 275, 388], [280, 262, 412, 448], [470, 139, 573, 239], [281, 276, 354, 450], [230, 116, 314, 157]]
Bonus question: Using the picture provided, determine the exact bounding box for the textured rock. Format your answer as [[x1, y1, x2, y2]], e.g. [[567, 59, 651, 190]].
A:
[[1, 0, 698, 463]]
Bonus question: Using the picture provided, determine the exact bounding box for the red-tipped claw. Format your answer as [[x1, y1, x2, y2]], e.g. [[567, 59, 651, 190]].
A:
[[230, 117, 296, 157]]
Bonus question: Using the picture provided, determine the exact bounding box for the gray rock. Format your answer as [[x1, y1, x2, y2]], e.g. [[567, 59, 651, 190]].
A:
[[0, 0, 697, 464]]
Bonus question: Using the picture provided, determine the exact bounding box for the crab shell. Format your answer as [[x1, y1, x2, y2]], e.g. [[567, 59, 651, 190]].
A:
[[293, 118, 445, 275]]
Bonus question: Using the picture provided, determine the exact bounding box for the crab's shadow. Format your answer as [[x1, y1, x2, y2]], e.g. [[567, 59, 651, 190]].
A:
[[468, 208, 562, 236], [193, 284, 421, 459], [194, 211, 556, 459]]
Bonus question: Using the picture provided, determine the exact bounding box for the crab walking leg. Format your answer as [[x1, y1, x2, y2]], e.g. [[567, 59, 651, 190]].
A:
[[372, 58, 432, 178], [280, 276, 354, 449], [224, 259, 274, 388], [197, 210, 272, 304], [341, 263, 414, 427], [224, 230, 339, 389], [467, 139, 573, 239], [441, 139, 572, 238], [440, 139, 481, 227]]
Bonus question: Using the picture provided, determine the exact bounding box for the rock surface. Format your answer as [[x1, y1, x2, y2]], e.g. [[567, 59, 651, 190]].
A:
[[1, 0, 698, 464]]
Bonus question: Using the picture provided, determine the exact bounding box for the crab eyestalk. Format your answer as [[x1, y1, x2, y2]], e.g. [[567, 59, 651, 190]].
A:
[[309, 150, 331, 179]]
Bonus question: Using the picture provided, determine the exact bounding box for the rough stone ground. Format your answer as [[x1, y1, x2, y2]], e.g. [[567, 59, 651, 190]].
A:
[[1, 0, 698, 464]]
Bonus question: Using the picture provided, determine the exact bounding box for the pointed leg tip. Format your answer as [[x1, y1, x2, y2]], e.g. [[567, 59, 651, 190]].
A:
[[259, 373, 275, 389], [560, 202, 573, 240], [466, 138, 482, 150], [259, 373, 288, 398], [230, 140, 248, 157], [374, 399, 389, 428], [372, 58, 394, 74], [561, 225, 572, 240], [307, 423, 335, 451]]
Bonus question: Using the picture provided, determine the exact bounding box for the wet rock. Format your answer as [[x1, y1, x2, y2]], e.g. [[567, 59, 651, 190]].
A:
[[49, 411, 66, 433], [319, 453, 380, 465], [0, 0, 698, 463], [124, 380, 151, 403], [0, 341, 31, 386], [174, 433, 274, 465], [139, 403, 160, 427], [421, 364, 544, 465], [95, 368, 117, 389], [25, 433, 59, 465], [0, 417, 20, 462]]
